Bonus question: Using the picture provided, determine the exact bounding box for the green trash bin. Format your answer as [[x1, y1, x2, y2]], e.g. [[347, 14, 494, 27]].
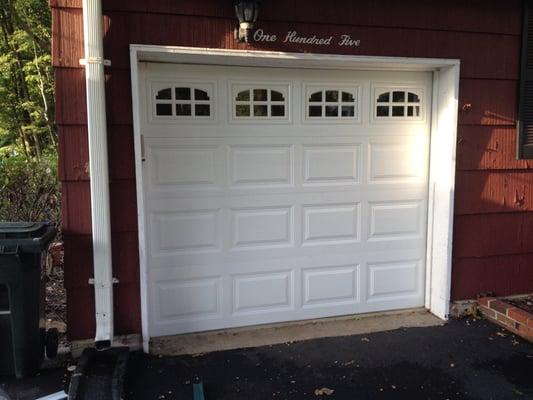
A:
[[0, 221, 56, 378]]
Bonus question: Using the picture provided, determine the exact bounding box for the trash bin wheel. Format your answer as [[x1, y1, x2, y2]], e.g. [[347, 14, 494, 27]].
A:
[[45, 328, 59, 359]]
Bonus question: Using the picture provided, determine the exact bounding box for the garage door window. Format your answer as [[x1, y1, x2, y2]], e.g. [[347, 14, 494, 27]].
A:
[[153, 84, 213, 119], [307, 89, 357, 119], [232, 85, 288, 120], [375, 89, 422, 119]]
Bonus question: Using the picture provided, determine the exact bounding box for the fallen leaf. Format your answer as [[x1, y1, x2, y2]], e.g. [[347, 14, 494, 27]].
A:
[[315, 387, 335, 396]]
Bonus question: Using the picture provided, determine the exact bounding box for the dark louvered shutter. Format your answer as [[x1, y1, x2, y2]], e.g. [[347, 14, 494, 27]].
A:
[[518, 0, 533, 158]]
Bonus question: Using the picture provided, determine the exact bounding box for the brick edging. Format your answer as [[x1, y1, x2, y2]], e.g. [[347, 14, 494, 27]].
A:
[[478, 297, 533, 342]]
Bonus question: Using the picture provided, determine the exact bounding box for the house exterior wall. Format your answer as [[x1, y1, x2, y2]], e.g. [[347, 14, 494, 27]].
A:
[[50, 0, 532, 340]]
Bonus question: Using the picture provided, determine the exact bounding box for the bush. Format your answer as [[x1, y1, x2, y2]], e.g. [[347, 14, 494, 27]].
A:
[[0, 153, 60, 225]]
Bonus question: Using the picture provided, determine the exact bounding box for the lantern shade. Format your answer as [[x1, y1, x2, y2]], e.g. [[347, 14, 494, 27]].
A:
[[234, 0, 260, 24], [234, 0, 260, 42]]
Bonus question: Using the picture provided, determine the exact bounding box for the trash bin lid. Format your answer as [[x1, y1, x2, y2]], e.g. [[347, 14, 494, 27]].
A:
[[0, 222, 55, 253], [0, 222, 47, 236]]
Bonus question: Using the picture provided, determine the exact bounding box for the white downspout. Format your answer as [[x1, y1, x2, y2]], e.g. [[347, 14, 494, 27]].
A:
[[81, 0, 114, 344]]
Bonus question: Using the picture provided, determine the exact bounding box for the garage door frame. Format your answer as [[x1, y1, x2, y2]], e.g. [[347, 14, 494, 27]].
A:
[[129, 45, 460, 352]]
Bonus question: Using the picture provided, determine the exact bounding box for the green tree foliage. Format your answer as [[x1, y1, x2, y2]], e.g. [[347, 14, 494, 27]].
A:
[[0, 0, 54, 159], [0, 0, 59, 224], [0, 154, 59, 222]]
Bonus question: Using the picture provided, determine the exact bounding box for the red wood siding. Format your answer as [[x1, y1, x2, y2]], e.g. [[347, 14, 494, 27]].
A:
[[456, 126, 533, 170], [455, 172, 533, 214], [52, 0, 530, 340], [454, 213, 533, 258], [452, 255, 533, 300], [49, 0, 522, 35], [51, 9, 522, 80]]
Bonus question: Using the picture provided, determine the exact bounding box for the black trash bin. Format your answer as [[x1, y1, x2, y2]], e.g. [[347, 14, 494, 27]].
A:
[[0, 222, 57, 378]]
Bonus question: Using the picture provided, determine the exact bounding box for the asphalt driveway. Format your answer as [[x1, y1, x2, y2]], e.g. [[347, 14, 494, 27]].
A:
[[125, 318, 533, 400], [1, 317, 532, 399]]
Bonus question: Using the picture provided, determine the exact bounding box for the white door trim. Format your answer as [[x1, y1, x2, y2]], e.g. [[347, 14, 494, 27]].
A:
[[129, 45, 460, 352]]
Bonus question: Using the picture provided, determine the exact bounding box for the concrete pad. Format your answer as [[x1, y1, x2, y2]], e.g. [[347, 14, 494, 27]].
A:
[[70, 333, 142, 358], [150, 308, 443, 356]]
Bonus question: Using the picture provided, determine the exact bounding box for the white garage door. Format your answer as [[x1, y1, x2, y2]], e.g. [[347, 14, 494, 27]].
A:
[[138, 62, 432, 337]]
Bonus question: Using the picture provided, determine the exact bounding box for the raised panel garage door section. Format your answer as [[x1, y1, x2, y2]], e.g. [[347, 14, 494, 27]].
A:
[[139, 63, 432, 337]]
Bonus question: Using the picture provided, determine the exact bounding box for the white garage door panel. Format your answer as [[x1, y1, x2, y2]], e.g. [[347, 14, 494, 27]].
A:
[[232, 206, 293, 249], [140, 63, 432, 337], [151, 209, 222, 254], [368, 201, 424, 241], [303, 145, 360, 185], [149, 254, 425, 335], [155, 277, 222, 320], [368, 260, 420, 300], [230, 145, 293, 187], [233, 270, 293, 314], [303, 203, 360, 244], [302, 265, 360, 307]]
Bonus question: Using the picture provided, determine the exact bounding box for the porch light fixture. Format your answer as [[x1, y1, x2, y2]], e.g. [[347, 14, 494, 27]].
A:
[[234, 0, 260, 43]]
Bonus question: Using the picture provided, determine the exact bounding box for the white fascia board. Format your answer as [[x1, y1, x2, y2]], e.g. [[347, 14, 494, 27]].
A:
[[131, 45, 459, 72]]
